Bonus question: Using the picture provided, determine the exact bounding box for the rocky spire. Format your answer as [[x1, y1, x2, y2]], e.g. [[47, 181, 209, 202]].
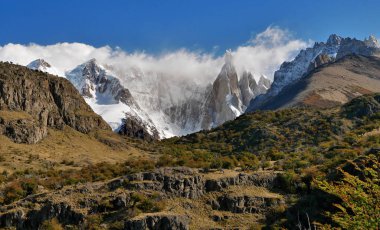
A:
[[327, 34, 342, 45], [201, 51, 244, 129], [364, 35, 380, 48]]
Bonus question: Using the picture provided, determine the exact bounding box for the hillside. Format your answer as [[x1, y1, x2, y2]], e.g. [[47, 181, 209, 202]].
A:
[[252, 55, 380, 110], [0, 62, 379, 229], [0, 62, 151, 173]]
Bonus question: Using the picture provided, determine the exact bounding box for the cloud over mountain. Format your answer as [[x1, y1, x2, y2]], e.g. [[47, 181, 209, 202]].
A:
[[0, 26, 309, 82]]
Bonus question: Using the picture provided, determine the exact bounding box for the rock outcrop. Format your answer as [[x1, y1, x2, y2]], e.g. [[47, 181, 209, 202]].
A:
[[211, 194, 283, 214], [124, 214, 189, 230], [0, 62, 110, 143], [118, 115, 160, 141], [0, 167, 280, 229], [109, 167, 278, 199], [0, 202, 84, 230]]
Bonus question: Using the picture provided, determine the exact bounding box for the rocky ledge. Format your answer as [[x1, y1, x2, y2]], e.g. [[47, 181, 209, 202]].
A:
[[124, 214, 189, 230]]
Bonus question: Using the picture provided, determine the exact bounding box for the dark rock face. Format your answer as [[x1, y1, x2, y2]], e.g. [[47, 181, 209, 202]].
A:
[[118, 116, 159, 141], [124, 215, 189, 230], [0, 62, 110, 143], [307, 54, 334, 72], [0, 202, 84, 230], [211, 195, 282, 214], [109, 167, 278, 199], [124, 167, 206, 199]]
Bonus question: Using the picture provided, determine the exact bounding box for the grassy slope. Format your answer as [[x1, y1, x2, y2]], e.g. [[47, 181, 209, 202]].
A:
[[1, 94, 379, 229], [0, 126, 151, 174]]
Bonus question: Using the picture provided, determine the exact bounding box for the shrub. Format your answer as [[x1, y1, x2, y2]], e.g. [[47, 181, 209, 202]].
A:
[[40, 218, 63, 230]]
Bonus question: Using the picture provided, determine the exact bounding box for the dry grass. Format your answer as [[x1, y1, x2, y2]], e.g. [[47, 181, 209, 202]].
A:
[[0, 126, 150, 173], [0, 110, 33, 122], [226, 185, 282, 199], [363, 128, 380, 137], [202, 169, 241, 180], [162, 197, 263, 229]]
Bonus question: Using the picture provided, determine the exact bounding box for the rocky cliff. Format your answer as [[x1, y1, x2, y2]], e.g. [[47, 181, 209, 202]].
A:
[[0, 62, 110, 143]]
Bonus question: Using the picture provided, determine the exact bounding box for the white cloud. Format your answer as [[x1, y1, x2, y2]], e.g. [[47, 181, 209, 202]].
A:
[[0, 26, 310, 83], [232, 26, 310, 79]]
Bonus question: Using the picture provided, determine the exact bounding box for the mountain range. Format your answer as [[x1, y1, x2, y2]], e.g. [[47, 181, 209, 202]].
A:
[[1, 33, 380, 229], [27, 51, 271, 140], [247, 34, 380, 111]]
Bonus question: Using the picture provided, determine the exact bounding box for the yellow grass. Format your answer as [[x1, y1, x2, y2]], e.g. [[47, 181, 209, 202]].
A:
[[0, 126, 150, 173], [0, 110, 33, 121]]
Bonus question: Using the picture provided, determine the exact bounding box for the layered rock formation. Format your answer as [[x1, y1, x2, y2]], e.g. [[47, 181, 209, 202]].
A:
[[0, 62, 110, 143]]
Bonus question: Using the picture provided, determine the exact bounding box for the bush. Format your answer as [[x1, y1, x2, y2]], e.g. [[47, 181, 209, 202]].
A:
[[40, 218, 63, 230]]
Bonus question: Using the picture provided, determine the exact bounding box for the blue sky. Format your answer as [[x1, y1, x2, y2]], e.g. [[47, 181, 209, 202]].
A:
[[1, 0, 379, 54]]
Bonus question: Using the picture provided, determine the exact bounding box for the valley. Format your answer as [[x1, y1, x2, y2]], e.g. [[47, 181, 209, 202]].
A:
[[0, 34, 379, 229]]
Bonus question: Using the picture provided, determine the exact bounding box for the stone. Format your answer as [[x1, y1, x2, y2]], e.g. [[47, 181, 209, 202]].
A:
[[124, 214, 189, 230]]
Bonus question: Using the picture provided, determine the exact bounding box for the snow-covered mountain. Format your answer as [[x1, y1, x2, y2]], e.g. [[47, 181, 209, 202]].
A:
[[247, 34, 380, 111], [27, 59, 62, 76], [64, 59, 159, 139], [26, 51, 271, 139]]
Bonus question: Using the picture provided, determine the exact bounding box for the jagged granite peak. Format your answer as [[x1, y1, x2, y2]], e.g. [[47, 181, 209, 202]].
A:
[[247, 34, 380, 112], [364, 35, 380, 48], [336, 36, 380, 59], [239, 72, 271, 107], [326, 34, 342, 46], [27, 59, 61, 76], [0, 62, 110, 143], [258, 75, 271, 90], [239, 71, 258, 106], [201, 51, 245, 129]]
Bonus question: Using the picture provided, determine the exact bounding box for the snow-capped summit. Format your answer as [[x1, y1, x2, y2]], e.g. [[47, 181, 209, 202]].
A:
[[25, 51, 270, 139], [66, 59, 159, 138], [27, 59, 61, 76]]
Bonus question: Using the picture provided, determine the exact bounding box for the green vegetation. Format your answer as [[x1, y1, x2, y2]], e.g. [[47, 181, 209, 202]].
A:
[[1, 94, 380, 229], [158, 94, 380, 171], [156, 93, 380, 228]]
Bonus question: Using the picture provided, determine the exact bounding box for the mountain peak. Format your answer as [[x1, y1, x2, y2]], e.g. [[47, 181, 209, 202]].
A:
[[27, 59, 61, 76], [87, 58, 97, 64], [224, 49, 233, 65], [28, 59, 51, 69], [364, 35, 380, 48], [326, 34, 342, 45]]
